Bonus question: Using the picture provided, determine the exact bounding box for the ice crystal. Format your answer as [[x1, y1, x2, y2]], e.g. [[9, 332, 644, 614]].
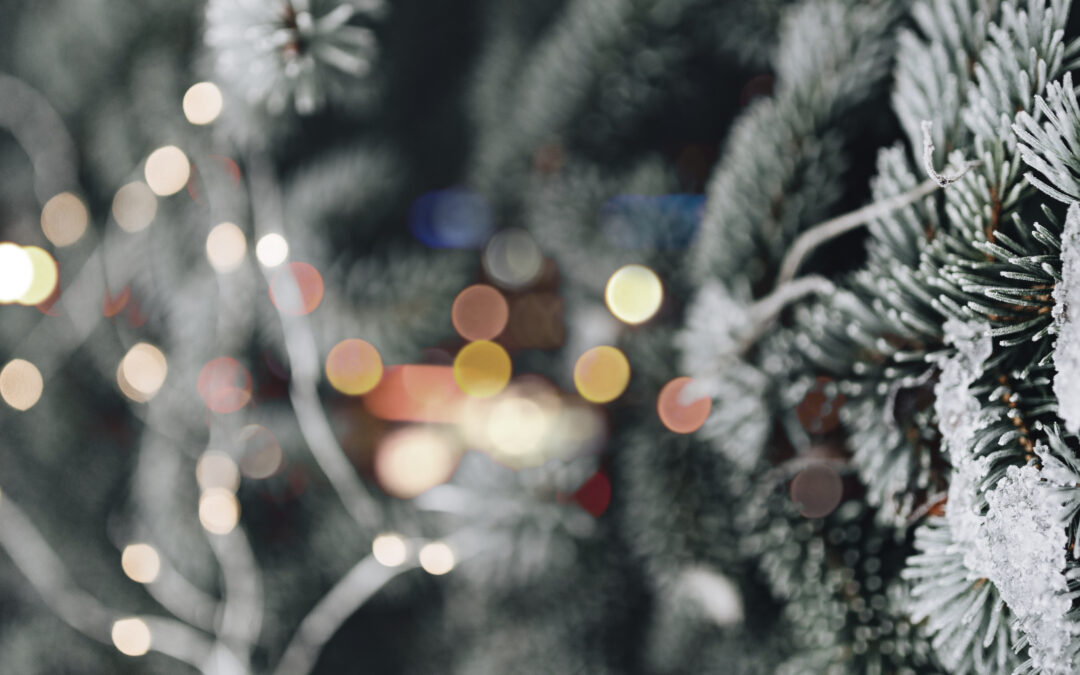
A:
[[1053, 204, 1080, 434], [934, 319, 993, 462]]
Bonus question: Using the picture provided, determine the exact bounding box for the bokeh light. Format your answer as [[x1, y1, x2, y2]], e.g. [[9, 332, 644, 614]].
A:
[[657, 377, 712, 434], [790, 462, 844, 519], [196, 450, 241, 492], [0, 243, 33, 303], [121, 544, 161, 584], [205, 222, 247, 272], [451, 284, 509, 341], [17, 247, 59, 306], [483, 228, 543, 289], [40, 192, 88, 246], [374, 426, 460, 499], [182, 82, 224, 125], [0, 359, 44, 411], [112, 182, 158, 233], [111, 618, 151, 657], [237, 425, 283, 479], [362, 365, 462, 423], [269, 262, 324, 316], [418, 541, 455, 576], [199, 487, 240, 534], [197, 357, 252, 413], [486, 396, 547, 461], [605, 264, 663, 325], [453, 340, 511, 398], [372, 533, 408, 567], [118, 343, 168, 403], [325, 339, 383, 395], [573, 346, 630, 403], [255, 233, 289, 267], [144, 146, 191, 197], [409, 189, 494, 248]]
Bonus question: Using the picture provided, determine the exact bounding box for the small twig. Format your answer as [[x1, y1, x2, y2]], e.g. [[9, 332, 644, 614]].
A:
[[921, 120, 980, 187], [905, 491, 948, 528]]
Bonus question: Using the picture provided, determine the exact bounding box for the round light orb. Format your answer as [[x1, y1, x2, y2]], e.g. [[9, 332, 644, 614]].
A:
[[451, 284, 509, 341], [112, 182, 158, 233], [0, 243, 33, 302], [418, 541, 455, 576], [573, 346, 630, 404], [206, 222, 247, 272], [453, 340, 511, 398], [199, 487, 240, 535], [790, 463, 844, 519], [657, 377, 712, 434], [325, 339, 383, 395], [197, 357, 252, 414], [255, 233, 289, 267], [118, 343, 168, 402], [0, 359, 43, 411], [111, 618, 151, 656], [486, 396, 547, 461], [372, 533, 408, 567], [144, 146, 191, 197], [483, 228, 543, 289], [17, 247, 59, 306], [269, 262, 324, 316], [196, 450, 241, 492], [374, 427, 460, 499], [182, 82, 224, 125], [237, 425, 283, 479], [121, 544, 161, 584], [605, 264, 663, 324], [40, 192, 88, 246]]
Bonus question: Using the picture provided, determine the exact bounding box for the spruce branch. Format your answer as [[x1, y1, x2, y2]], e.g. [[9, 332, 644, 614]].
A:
[[920, 120, 980, 187]]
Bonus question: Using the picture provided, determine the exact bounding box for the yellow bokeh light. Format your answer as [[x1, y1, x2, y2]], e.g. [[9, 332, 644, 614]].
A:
[[17, 246, 59, 306], [121, 543, 161, 584], [205, 222, 247, 272], [182, 82, 224, 125], [112, 182, 158, 232], [418, 541, 455, 576], [144, 146, 191, 197], [40, 192, 88, 247], [573, 346, 630, 404], [196, 450, 241, 492], [255, 233, 289, 267], [0, 359, 43, 411], [111, 617, 151, 657], [0, 243, 33, 303], [605, 264, 663, 324], [325, 339, 383, 395], [375, 427, 460, 499], [199, 487, 240, 535], [453, 340, 511, 398], [118, 343, 168, 403], [372, 533, 408, 567]]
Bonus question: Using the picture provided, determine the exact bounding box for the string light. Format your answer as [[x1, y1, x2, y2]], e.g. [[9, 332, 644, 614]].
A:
[[111, 618, 151, 656], [255, 233, 289, 267], [573, 346, 630, 403], [182, 82, 224, 125], [144, 146, 191, 197], [418, 542, 455, 575], [17, 247, 59, 306], [112, 182, 158, 232], [198, 487, 240, 535], [325, 339, 383, 395], [605, 264, 662, 324], [372, 533, 409, 567], [196, 450, 241, 492], [0, 359, 44, 411], [451, 284, 509, 341], [205, 222, 247, 272], [118, 343, 168, 402], [121, 544, 161, 584], [657, 377, 712, 434], [0, 243, 33, 302], [40, 192, 88, 246], [453, 340, 511, 398], [374, 427, 460, 499]]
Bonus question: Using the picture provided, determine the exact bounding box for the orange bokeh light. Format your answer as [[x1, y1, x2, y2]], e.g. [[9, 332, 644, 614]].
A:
[[197, 357, 253, 413], [656, 377, 712, 434], [451, 284, 509, 341], [325, 339, 383, 395], [363, 365, 463, 423], [269, 262, 324, 316]]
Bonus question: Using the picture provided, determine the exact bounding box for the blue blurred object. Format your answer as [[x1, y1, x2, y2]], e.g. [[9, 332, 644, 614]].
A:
[[600, 194, 704, 250], [409, 189, 494, 248]]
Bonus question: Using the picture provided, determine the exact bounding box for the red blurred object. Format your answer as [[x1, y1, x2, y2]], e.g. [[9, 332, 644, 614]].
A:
[[575, 470, 611, 517]]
